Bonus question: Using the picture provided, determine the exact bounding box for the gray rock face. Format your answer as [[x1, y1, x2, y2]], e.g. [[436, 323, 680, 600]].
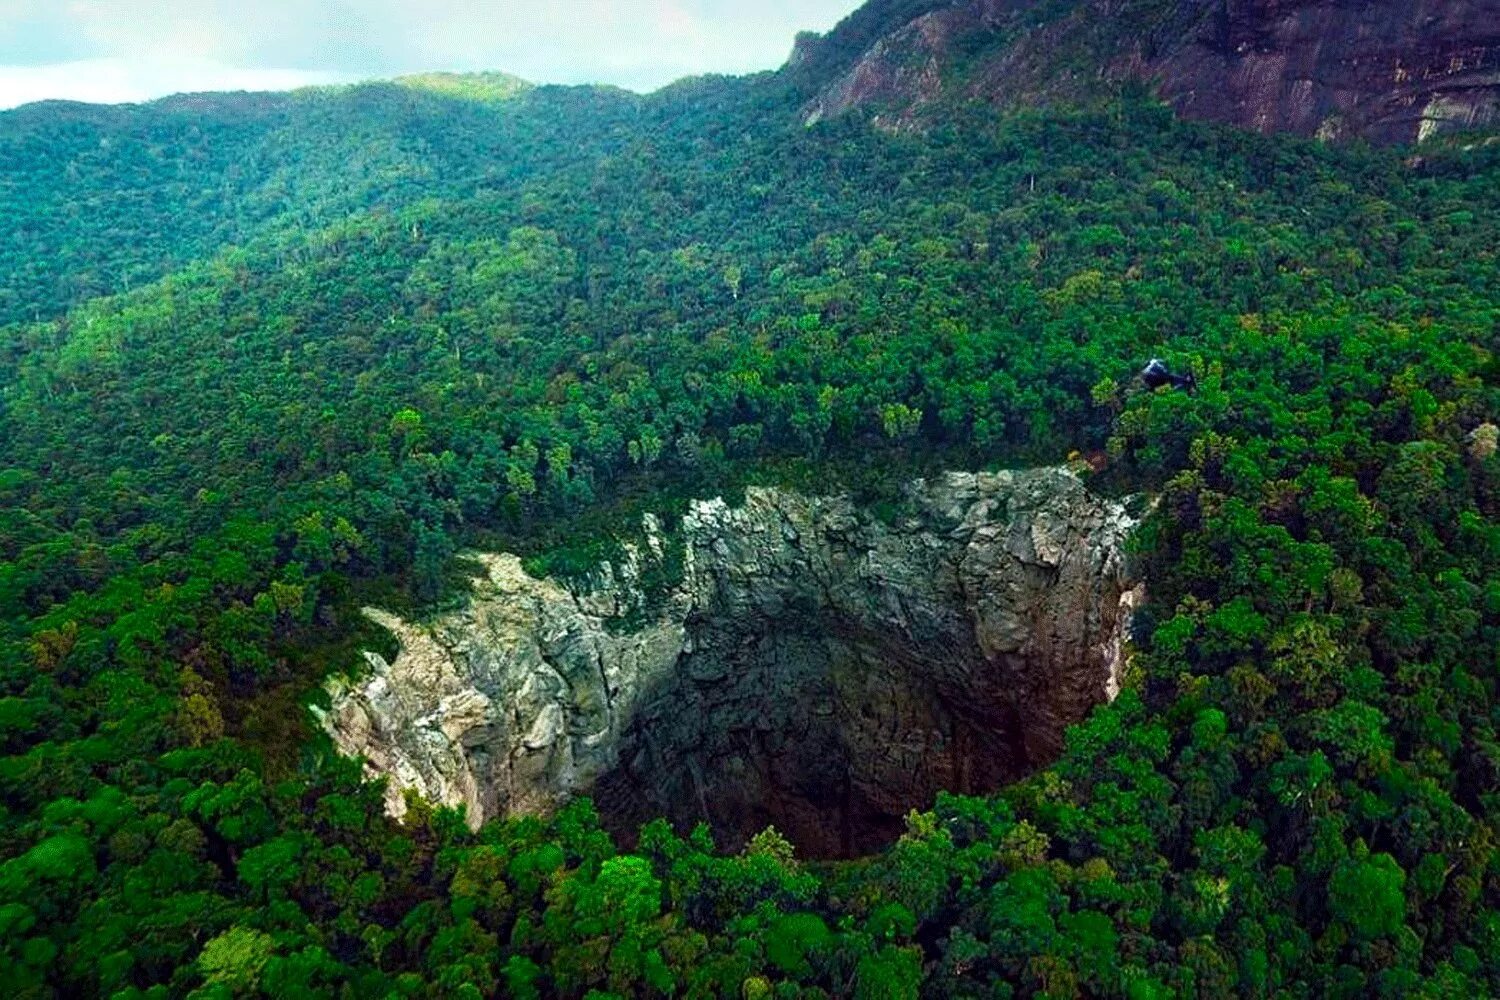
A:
[[796, 0, 1500, 146], [317, 467, 1143, 857]]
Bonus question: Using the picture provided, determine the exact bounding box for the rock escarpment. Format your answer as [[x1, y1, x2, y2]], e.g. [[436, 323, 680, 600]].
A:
[[795, 0, 1500, 145], [317, 468, 1143, 858]]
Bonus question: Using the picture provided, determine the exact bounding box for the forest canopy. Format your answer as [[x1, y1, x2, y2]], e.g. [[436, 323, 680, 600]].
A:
[[0, 58, 1497, 999]]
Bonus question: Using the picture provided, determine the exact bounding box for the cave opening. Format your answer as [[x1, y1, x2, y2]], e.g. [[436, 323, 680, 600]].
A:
[[589, 603, 1056, 861]]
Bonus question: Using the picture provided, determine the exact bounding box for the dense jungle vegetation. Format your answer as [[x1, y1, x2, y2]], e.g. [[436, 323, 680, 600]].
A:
[[1, 48, 1498, 1000]]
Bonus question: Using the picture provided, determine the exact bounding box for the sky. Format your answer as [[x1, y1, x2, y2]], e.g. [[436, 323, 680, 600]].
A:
[[0, 0, 866, 110]]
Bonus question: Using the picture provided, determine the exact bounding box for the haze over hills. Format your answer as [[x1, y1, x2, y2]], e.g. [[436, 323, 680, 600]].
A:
[[0, 0, 1497, 996]]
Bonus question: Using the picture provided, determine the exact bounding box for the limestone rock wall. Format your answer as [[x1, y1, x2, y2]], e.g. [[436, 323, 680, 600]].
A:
[[316, 467, 1144, 856]]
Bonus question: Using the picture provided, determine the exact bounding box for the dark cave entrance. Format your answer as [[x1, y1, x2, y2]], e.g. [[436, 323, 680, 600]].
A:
[[588, 608, 1051, 860]]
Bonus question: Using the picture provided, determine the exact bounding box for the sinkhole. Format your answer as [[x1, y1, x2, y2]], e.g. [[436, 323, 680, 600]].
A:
[[320, 469, 1142, 861], [590, 607, 1055, 860]]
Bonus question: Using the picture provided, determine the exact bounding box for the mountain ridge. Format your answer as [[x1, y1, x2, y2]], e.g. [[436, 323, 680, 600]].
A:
[[793, 0, 1500, 144]]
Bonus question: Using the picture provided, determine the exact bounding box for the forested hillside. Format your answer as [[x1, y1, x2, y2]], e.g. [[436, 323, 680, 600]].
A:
[[0, 74, 621, 326], [1, 20, 1498, 1000]]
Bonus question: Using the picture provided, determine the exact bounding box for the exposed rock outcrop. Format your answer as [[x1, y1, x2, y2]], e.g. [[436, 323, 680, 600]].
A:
[[795, 0, 1500, 145], [317, 467, 1143, 858]]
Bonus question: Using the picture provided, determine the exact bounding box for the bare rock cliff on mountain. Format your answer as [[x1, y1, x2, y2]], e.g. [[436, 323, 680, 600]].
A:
[[793, 0, 1500, 144], [316, 468, 1143, 858]]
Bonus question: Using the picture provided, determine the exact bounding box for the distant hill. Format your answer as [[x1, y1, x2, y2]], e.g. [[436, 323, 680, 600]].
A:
[[0, 76, 637, 326], [393, 71, 534, 102]]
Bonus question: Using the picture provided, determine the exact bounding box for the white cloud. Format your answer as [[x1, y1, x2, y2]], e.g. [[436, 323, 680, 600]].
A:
[[0, 58, 352, 109], [0, 1, 865, 107]]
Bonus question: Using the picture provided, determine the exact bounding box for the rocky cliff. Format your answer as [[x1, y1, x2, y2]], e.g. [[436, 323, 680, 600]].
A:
[[317, 468, 1143, 858], [795, 0, 1500, 145]]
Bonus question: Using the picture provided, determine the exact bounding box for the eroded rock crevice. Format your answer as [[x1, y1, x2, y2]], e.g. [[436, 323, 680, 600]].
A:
[[317, 468, 1144, 859]]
